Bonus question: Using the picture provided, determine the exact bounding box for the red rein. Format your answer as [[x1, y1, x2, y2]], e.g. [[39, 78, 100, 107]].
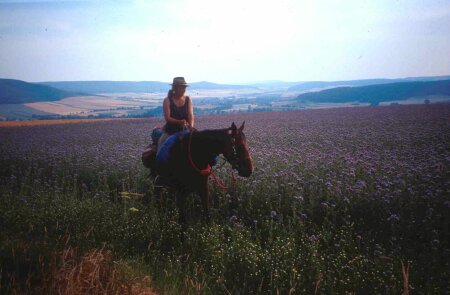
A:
[[187, 131, 237, 208]]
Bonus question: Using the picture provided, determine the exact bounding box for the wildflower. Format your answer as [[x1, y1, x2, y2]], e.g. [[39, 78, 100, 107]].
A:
[[308, 235, 318, 242], [387, 214, 399, 222], [270, 210, 277, 218], [294, 195, 304, 202], [321, 201, 329, 208], [430, 239, 440, 249]]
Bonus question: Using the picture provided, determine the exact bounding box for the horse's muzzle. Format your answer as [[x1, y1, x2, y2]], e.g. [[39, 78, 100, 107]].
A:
[[237, 159, 253, 177], [238, 169, 252, 177]]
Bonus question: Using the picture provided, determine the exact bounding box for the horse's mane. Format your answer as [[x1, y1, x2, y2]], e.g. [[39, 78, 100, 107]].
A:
[[194, 128, 230, 136], [175, 128, 231, 164], [189, 128, 231, 145]]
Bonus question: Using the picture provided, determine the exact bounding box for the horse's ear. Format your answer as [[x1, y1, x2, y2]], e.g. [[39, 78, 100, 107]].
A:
[[230, 122, 237, 135], [239, 121, 245, 132]]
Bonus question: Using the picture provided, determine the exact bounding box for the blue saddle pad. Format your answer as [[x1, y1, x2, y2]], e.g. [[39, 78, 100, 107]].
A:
[[156, 130, 189, 166]]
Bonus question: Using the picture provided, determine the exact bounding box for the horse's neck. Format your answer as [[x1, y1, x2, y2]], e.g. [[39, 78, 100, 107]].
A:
[[190, 130, 229, 157]]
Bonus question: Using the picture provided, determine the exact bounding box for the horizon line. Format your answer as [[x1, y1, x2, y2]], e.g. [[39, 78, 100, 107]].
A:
[[2, 74, 450, 85]]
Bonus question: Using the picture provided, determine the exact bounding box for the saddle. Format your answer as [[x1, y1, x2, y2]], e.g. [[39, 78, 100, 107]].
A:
[[142, 127, 189, 177], [141, 144, 156, 168], [155, 130, 190, 167]]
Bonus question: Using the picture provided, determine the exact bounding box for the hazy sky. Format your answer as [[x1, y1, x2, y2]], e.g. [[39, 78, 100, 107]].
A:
[[0, 0, 449, 83]]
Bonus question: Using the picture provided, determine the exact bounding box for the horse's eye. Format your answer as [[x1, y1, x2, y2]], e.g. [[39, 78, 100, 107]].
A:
[[236, 144, 243, 154]]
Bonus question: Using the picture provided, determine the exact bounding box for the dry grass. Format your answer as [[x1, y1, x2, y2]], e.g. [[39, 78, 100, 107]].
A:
[[48, 247, 157, 295], [4, 246, 157, 295], [0, 117, 144, 128], [401, 261, 410, 295]]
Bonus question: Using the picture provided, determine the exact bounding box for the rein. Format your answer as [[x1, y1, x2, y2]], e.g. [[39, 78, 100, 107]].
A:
[[187, 130, 212, 176], [187, 130, 237, 190]]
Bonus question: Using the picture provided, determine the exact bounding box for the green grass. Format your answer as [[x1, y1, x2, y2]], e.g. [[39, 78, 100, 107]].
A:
[[1, 162, 444, 294], [1, 105, 449, 294]]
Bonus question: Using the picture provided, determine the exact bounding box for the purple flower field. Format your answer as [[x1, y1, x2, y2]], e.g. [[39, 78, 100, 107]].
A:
[[1, 104, 449, 293]]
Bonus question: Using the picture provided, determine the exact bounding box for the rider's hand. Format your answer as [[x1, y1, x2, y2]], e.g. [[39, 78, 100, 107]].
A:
[[180, 119, 187, 126]]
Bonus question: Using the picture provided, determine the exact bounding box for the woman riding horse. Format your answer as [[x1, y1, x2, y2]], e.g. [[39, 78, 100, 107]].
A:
[[141, 77, 194, 177], [158, 77, 194, 153], [154, 122, 253, 224]]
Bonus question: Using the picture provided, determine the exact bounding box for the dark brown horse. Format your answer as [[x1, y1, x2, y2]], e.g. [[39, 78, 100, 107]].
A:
[[150, 122, 253, 223]]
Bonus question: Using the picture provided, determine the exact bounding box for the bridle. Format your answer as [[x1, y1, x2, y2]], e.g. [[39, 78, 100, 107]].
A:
[[186, 128, 239, 183], [184, 128, 249, 209], [227, 133, 243, 171], [187, 129, 212, 176]]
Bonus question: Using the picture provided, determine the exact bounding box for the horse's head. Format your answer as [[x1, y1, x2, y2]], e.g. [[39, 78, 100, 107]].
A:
[[223, 122, 253, 177]]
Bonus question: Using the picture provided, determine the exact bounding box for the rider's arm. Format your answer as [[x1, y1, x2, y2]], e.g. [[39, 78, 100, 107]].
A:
[[188, 97, 194, 128], [163, 97, 186, 126]]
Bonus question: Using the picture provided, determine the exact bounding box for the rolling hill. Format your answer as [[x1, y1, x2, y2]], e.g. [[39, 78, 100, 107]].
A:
[[38, 81, 169, 94], [39, 81, 253, 93], [32, 75, 450, 94], [296, 79, 450, 104], [189, 81, 256, 90], [288, 75, 450, 92], [0, 79, 87, 104]]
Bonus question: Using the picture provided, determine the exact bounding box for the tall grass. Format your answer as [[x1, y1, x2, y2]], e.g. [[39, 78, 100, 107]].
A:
[[0, 104, 449, 294]]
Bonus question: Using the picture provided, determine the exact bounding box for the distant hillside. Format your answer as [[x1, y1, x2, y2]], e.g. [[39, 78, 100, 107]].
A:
[[248, 81, 300, 90], [39, 81, 253, 93], [39, 81, 168, 94], [190, 81, 256, 90], [0, 79, 86, 104], [296, 80, 450, 104], [38, 76, 450, 93], [288, 75, 450, 92]]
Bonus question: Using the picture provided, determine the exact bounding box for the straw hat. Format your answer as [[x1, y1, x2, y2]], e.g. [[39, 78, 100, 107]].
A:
[[171, 77, 189, 87]]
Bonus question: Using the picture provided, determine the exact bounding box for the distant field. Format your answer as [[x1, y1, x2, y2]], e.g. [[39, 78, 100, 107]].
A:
[[378, 95, 450, 106], [0, 103, 54, 120], [25, 95, 156, 116], [25, 100, 88, 116], [0, 117, 143, 127], [3, 90, 450, 121]]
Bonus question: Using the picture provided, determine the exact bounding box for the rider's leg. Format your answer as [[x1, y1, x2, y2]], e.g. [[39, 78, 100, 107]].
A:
[[157, 132, 170, 154]]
